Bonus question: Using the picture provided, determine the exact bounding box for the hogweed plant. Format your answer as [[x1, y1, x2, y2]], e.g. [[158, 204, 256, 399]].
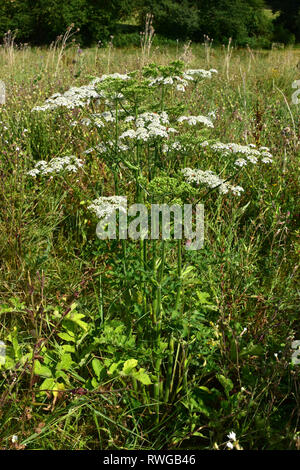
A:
[[0, 38, 299, 449], [25, 59, 279, 426]]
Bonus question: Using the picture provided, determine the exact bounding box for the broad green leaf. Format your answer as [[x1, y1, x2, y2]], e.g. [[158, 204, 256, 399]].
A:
[[40, 377, 55, 393], [58, 331, 75, 342], [122, 359, 138, 375], [216, 374, 233, 398], [56, 353, 73, 371], [92, 358, 103, 379], [65, 312, 89, 331], [34, 360, 52, 378], [132, 369, 152, 385], [108, 361, 122, 375]]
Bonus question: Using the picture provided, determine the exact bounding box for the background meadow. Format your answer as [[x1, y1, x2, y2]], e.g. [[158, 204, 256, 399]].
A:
[[0, 35, 299, 450]]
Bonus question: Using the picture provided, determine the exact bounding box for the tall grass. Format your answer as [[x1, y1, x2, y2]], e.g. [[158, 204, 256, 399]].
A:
[[0, 38, 299, 450]]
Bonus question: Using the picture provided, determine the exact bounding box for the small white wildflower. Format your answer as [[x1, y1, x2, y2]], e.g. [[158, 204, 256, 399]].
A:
[[81, 118, 91, 126], [27, 168, 40, 177], [11, 435, 18, 443], [259, 146, 270, 151], [101, 111, 115, 122], [247, 155, 258, 164], [27, 156, 84, 177], [176, 84, 185, 92], [262, 157, 273, 164], [178, 115, 214, 128], [163, 77, 173, 85], [124, 115, 135, 123], [226, 442, 234, 449], [234, 158, 247, 167], [120, 129, 136, 140], [207, 110, 217, 121], [230, 185, 244, 196], [227, 431, 236, 441]]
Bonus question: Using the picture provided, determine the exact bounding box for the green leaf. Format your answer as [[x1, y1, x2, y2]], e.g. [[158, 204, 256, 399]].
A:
[[61, 344, 75, 353], [91, 377, 99, 388], [56, 353, 73, 371], [58, 331, 75, 342], [34, 360, 52, 378], [108, 361, 122, 375], [216, 374, 233, 398], [92, 358, 103, 379], [122, 359, 138, 375], [132, 368, 152, 385], [240, 343, 264, 358], [65, 311, 89, 331], [40, 377, 55, 393]]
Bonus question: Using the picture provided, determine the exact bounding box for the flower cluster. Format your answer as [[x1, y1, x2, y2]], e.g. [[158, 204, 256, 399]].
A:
[[27, 156, 84, 177], [91, 73, 131, 84], [119, 111, 177, 142], [148, 75, 189, 92], [183, 68, 218, 79], [226, 431, 237, 450], [181, 167, 244, 196], [201, 141, 273, 166], [31, 67, 217, 112], [32, 73, 131, 112], [32, 85, 102, 112], [178, 115, 214, 127], [147, 68, 218, 92], [162, 141, 184, 153], [87, 196, 127, 220]]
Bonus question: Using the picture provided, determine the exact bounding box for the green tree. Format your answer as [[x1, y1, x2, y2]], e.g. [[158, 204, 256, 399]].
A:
[[140, 0, 272, 45], [140, 0, 199, 40], [267, 0, 300, 43], [0, 0, 134, 45]]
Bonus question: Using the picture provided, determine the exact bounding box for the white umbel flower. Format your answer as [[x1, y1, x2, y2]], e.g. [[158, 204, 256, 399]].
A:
[[27, 156, 84, 177], [182, 168, 244, 196], [178, 115, 214, 128], [88, 196, 127, 220]]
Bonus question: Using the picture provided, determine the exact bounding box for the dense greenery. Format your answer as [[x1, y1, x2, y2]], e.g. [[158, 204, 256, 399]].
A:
[[0, 0, 133, 45], [140, 0, 273, 46], [0, 0, 299, 46], [267, 0, 300, 44]]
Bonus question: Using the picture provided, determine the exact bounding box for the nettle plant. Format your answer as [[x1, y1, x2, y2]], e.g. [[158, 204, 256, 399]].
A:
[[27, 60, 274, 420]]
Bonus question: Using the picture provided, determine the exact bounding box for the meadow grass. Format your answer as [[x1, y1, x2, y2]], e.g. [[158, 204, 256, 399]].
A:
[[0, 39, 299, 450]]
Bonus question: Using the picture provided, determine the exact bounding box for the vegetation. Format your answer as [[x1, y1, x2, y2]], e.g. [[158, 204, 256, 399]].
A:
[[267, 0, 300, 44], [0, 0, 299, 46], [0, 33, 299, 451]]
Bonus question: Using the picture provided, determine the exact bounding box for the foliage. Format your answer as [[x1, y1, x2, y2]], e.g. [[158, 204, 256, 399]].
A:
[[267, 0, 300, 43], [0, 0, 134, 45], [140, 0, 273, 45], [0, 0, 298, 46], [0, 42, 299, 450]]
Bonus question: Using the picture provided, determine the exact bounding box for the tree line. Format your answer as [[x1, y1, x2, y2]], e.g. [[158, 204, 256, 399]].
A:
[[0, 0, 299, 47]]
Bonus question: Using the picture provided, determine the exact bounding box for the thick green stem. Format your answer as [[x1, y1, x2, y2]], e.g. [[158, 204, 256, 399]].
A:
[[154, 240, 166, 422], [174, 239, 182, 311], [164, 335, 175, 402]]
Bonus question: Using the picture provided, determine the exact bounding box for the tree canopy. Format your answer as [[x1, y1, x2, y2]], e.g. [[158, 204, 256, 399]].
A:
[[0, 0, 298, 46]]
